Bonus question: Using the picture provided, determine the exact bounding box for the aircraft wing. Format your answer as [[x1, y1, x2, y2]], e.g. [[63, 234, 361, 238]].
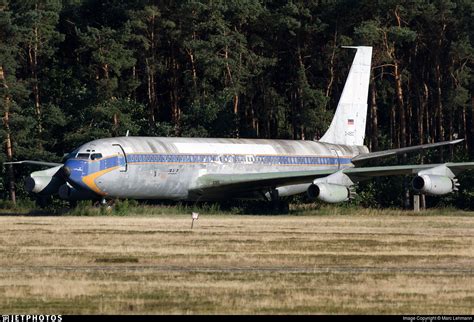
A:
[[343, 162, 474, 178], [189, 162, 474, 199], [189, 169, 337, 198], [351, 139, 464, 164], [4, 160, 63, 167]]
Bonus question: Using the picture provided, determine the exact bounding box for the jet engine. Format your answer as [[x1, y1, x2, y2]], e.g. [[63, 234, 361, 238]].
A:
[[307, 183, 350, 203], [25, 176, 63, 195], [412, 175, 458, 196], [58, 183, 99, 201]]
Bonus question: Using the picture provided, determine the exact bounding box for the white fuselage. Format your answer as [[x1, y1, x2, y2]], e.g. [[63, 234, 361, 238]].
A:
[[64, 137, 368, 200]]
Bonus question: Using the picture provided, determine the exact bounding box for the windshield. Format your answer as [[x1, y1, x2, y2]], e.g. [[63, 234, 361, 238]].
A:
[[76, 153, 90, 159]]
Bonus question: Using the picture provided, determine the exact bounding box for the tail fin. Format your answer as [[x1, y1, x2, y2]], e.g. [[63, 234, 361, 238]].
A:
[[319, 46, 372, 146]]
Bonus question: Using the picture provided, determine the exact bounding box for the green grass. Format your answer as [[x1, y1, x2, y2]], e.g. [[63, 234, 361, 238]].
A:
[[0, 214, 472, 314], [1, 198, 472, 217]]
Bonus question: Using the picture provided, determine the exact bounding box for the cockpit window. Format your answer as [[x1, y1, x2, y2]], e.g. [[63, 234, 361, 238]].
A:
[[76, 153, 90, 159], [90, 153, 103, 160]]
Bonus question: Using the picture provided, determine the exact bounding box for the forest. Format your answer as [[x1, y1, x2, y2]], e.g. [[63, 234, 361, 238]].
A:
[[0, 0, 473, 208]]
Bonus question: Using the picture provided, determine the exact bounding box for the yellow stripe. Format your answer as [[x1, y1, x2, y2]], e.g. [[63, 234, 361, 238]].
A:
[[82, 166, 119, 195]]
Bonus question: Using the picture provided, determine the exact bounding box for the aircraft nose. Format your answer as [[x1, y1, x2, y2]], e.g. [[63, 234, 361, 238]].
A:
[[62, 165, 71, 178], [62, 159, 87, 190]]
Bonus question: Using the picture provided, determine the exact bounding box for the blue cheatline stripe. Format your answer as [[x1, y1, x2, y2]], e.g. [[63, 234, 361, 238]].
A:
[[73, 154, 353, 173], [124, 153, 352, 166]]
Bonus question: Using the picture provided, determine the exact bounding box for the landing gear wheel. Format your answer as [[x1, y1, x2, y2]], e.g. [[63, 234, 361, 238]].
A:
[[267, 189, 288, 213], [93, 198, 113, 207], [106, 199, 116, 208], [269, 189, 280, 211]]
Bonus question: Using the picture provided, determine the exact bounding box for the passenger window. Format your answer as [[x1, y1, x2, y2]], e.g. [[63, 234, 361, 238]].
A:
[[91, 153, 103, 160]]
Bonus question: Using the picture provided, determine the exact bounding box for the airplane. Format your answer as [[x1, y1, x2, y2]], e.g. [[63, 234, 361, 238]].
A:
[[5, 46, 474, 209]]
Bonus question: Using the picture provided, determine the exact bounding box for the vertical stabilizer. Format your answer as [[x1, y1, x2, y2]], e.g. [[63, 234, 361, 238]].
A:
[[319, 46, 372, 146]]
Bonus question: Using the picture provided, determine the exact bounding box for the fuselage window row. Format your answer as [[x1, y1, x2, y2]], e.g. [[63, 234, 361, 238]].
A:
[[120, 154, 346, 166]]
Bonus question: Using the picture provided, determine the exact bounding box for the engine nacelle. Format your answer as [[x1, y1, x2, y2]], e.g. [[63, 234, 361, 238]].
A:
[[58, 184, 98, 201], [307, 183, 350, 203], [25, 176, 63, 195], [412, 175, 455, 196]]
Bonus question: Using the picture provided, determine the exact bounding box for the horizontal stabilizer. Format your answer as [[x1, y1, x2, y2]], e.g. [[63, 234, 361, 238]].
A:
[[3, 160, 63, 167], [352, 139, 464, 163]]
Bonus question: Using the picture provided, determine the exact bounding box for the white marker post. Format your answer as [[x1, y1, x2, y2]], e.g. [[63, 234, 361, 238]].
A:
[[191, 212, 199, 229]]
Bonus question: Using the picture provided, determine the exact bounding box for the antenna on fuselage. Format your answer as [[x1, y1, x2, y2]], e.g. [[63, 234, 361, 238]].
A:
[[125, 130, 130, 137]]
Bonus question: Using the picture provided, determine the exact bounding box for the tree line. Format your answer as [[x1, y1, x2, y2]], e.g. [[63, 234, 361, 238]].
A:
[[1, 0, 473, 208]]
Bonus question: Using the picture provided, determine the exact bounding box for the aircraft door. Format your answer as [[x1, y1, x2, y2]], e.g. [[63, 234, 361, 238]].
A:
[[112, 144, 128, 172], [330, 148, 341, 170]]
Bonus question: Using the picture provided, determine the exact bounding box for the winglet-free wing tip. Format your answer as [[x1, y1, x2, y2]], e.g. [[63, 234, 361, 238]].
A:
[[341, 45, 372, 49], [450, 138, 464, 144], [352, 138, 467, 163]]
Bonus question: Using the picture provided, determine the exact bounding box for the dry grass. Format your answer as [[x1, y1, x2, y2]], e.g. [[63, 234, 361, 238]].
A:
[[0, 210, 472, 314]]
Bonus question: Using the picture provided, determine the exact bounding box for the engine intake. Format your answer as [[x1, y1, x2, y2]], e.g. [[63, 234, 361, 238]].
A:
[[307, 183, 350, 203], [412, 175, 456, 196], [25, 176, 62, 195]]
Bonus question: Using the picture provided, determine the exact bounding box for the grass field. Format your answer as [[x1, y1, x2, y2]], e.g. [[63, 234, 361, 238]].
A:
[[0, 208, 472, 314]]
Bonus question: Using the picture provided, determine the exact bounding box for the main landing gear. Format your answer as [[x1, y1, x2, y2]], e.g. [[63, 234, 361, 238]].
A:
[[267, 188, 290, 213]]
